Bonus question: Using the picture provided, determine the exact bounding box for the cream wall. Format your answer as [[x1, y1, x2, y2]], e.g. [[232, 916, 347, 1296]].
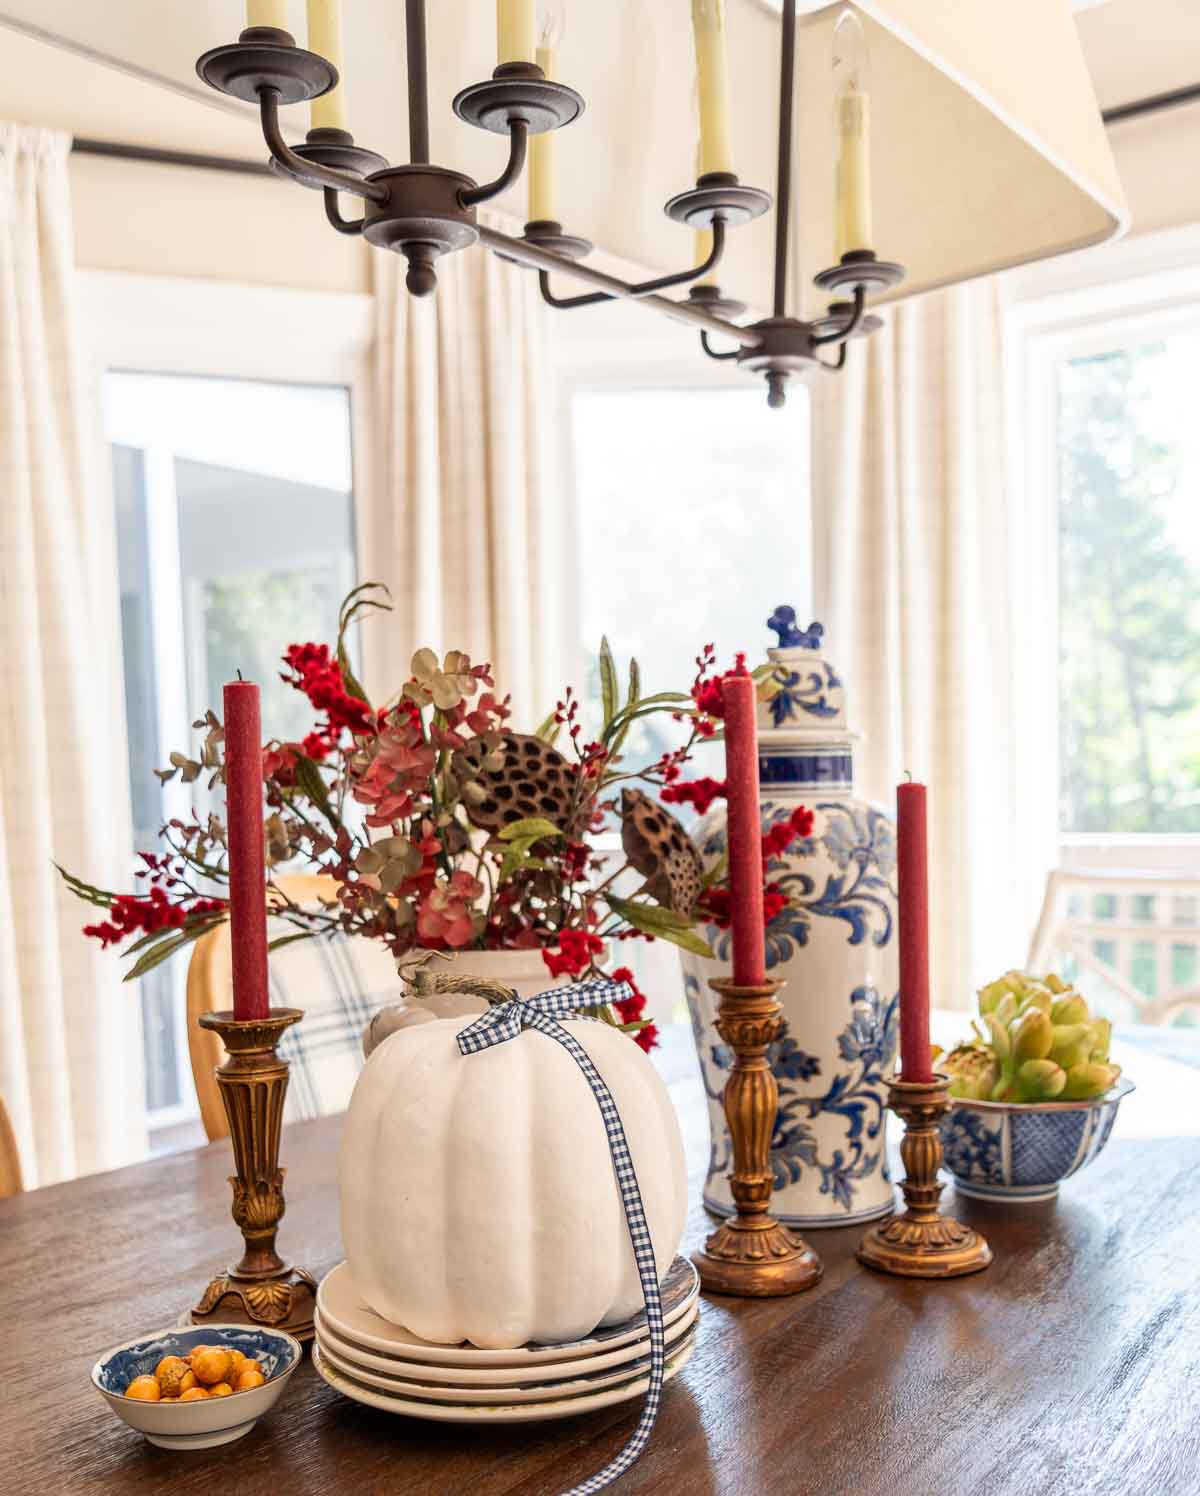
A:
[[69, 155, 368, 293]]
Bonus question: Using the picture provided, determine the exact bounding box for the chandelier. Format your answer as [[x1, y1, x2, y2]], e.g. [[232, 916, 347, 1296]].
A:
[[197, 0, 899, 408], [196, 0, 1125, 410]]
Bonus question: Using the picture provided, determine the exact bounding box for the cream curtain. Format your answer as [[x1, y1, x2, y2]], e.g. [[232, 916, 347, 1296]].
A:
[[367, 212, 569, 721], [0, 124, 145, 1186], [812, 279, 1056, 1009]]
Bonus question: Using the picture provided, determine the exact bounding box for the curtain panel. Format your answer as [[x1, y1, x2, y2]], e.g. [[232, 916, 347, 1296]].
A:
[[812, 278, 1056, 1009], [0, 124, 145, 1186], [367, 212, 570, 722]]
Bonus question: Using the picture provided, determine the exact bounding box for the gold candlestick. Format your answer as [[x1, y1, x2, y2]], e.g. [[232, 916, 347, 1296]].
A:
[[191, 1008, 317, 1338], [693, 977, 822, 1297], [857, 1074, 993, 1278]]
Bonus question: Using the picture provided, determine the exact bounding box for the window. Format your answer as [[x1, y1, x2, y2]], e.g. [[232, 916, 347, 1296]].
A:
[[1012, 229, 1200, 1033], [107, 372, 357, 1125], [570, 384, 810, 1024], [1057, 329, 1200, 834], [572, 385, 811, 733]]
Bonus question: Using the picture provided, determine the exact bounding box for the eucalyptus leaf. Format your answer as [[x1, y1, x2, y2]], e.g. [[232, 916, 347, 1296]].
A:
[[293, 754, 340, 831], [268, 931, 316, 953], [497, 817, 561, 842], [627, 656, 641, 708], [123, 921, 217, 982], [604, 893, 714, 957], [533, 709, 559, 742], [599, 636, 619, 729]]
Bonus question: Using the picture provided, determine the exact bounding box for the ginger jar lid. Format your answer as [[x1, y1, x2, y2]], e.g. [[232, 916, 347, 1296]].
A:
[[759, 606, 856, 747]]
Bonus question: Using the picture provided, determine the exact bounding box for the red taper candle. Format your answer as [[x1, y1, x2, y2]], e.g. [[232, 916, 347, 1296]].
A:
[[722, 667, 767, 988], [897, 780, 933, 1082], [223, 679, 270, 1022]]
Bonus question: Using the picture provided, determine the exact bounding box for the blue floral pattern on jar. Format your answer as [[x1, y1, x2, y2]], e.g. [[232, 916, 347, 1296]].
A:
[[768, 661, 844, 727], [700, 800, 896, 968], [685, 977, 898, 1214]]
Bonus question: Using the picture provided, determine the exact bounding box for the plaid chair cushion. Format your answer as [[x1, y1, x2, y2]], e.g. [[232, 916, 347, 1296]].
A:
[[269, 926, 400, 1124]]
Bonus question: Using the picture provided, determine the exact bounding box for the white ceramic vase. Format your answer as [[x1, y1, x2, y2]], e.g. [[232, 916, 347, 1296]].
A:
[[681, 610, 900, 1228]]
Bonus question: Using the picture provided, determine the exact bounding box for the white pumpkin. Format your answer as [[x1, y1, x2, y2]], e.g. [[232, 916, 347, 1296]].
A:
[[339, 1015, 688, 1349]]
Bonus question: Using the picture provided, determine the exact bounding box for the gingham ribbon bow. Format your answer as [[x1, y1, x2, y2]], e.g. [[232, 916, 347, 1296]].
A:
[[457, 979, 667, 1496]]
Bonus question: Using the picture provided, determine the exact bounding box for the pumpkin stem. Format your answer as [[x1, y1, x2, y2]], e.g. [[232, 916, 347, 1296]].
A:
[[405, 965, 517, 1008]]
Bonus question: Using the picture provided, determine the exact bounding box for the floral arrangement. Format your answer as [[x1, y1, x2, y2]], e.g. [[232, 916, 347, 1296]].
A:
[[940, 969, 1121, 1102], [62, 587, 816, 1053]]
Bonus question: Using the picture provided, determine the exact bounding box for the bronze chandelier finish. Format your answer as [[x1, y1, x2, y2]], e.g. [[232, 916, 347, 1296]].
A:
[[197, 0, 903, 405]]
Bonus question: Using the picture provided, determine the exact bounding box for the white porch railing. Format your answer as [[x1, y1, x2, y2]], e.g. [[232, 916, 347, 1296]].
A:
[[1028, 841, 1200, 1026]]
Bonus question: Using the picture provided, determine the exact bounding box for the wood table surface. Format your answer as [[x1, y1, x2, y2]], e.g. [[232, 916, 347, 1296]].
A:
[[5, 1064, 1199, 1496]]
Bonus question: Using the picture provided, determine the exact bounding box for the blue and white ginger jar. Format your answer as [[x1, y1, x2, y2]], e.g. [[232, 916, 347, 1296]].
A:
[[682, 608, 899, 1228]]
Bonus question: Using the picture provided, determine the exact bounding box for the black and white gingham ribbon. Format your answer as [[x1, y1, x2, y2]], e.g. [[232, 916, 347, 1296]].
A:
[[457, 979, 666, 1496]]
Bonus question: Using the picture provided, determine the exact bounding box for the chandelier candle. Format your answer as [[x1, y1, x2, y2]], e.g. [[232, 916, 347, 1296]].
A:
[[307, 0, 347, 132], [247, 0, 288, 29], [897, 779, 932, 1082], [832, 8, 872, 259], [692, 0, 734, 176], [527, 13, 559, 223], [223, 679, 270, 1023], [722, 668, 767, 987], [497, 0, 535, 66]]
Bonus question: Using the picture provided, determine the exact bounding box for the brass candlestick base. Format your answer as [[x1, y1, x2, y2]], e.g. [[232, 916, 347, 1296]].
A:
[[693, 978, 822, 1297], [191, 1008, 317, 1339], [857, 1075, 993, 1279]]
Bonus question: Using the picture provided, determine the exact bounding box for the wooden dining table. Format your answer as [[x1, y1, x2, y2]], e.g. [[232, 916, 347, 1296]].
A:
[[6, 1030, 1200, 1496]]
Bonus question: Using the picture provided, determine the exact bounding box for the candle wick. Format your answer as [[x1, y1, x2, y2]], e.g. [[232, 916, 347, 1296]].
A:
[[237, 669, 245, 682], [904, 768, 913, 782]]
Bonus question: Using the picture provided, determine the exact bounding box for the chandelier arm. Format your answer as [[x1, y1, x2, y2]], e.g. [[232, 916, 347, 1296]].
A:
[[323, 188, 366, 234], [259, 87, 388, 201], [476, 224, 762, 347], [809, 284, 866, 346], [459, 120, 530, 207], [815, 342, 849, 372], [406, 0, 431, 164], [700, 331, 741, 362], [536, 216, 730, 311], [773, 0, 797, 319]]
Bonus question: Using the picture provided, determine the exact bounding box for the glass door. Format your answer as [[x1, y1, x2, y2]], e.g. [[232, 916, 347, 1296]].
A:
[[106, 372, 357, 1129]]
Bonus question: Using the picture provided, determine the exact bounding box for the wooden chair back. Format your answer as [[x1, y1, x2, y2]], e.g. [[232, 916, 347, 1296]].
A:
[[0, 1094, 24, 1197], [186, 874, 339, 1141]]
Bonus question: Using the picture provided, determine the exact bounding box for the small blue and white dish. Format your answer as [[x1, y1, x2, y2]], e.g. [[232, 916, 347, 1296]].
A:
[[940, 1078, 1135, 1203], [92, 1323, 302, 1450]]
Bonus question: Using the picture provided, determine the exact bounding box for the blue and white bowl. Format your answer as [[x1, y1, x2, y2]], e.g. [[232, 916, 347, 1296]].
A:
[[92, 1323, 302, 1450], [939, 1078, 1135, 1203]]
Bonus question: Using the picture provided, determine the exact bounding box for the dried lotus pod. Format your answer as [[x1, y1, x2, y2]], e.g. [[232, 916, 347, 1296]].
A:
[[452, 732, 584, 837], [620, 788, 703, 917]]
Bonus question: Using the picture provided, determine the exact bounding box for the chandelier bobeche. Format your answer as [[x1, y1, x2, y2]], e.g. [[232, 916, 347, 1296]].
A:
[[198, 0, 902, 407]]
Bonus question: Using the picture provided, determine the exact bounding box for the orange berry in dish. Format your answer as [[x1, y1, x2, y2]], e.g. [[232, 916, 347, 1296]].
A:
[[209, 1382, 233, 1398], [234, 1367, 266, 1392], [177, 1369, 197, 1394], [179, 1386, 210, 1401], [191, 1346, 233, 1386], [154, 1355, 191, 1396], [226, 1349, 247, 1378], [125, 1376, 161, 1402]]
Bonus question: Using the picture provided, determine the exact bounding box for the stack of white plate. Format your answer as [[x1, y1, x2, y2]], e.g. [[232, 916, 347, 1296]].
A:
[[313, 1255, 700, 1424]]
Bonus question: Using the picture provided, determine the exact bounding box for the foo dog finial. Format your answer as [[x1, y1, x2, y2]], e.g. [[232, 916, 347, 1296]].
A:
[[767, 606, 824, 651]]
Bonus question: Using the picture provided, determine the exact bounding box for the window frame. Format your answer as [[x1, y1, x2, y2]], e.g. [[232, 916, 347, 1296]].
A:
[[80, 271, 374, 1133], [1006, 223, 1200, 855]]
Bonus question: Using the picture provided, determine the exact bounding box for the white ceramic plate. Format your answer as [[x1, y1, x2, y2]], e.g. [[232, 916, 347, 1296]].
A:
[[315, 1303, 699, 1401], [312, 1291, 699, 1385], [315, 1254, 699, 1367], [312, 1333, 696, 1424]]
